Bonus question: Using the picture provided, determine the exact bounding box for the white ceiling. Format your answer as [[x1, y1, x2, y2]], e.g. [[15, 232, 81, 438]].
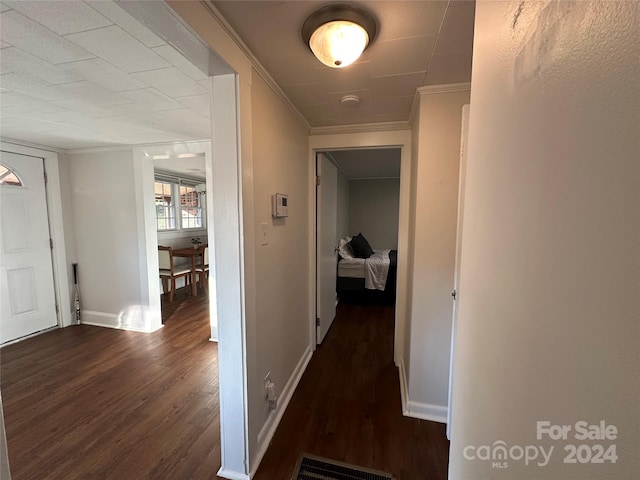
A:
[[328, 148, 400, 179], [154, 154, 206, 179], [0, 1, 475, 150], [212, 0, 475, 127], [0, 0, 212, 150]]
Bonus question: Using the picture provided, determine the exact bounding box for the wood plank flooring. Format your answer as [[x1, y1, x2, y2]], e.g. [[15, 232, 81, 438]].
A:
[[254, 302, 449, 480], [1, 295, 449, 480], [1, 290, 220, 480]]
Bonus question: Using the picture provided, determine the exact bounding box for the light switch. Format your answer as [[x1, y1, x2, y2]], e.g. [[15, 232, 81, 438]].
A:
[[260, 222, 268, 246]]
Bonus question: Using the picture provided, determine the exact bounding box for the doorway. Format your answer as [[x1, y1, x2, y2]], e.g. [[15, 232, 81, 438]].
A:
[[0, 151, 57, 344], [153, 155, 209, 319], [135, 142, 216, 339], [309, 131, 412, 367], [315, 147, 402, 346]]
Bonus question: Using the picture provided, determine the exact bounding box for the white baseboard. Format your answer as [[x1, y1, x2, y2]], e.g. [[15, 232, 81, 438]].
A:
[[81, 310, 163, 333], [397, 359, 448, 424], [398, 358, 409, 412], [209, 324, 218, 342], [216, 468, 250, 480], [405, 401, 448, 424], [251, 345, 313, 478], [81, 311, 120, 329]]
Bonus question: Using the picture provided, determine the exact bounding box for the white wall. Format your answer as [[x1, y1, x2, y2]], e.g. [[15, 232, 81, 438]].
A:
[[349, 178, 400, 250], [68, 149, 148, 330], [250, 69, 310, 463], [450, 2, 640, 478], [57, 153, 78, 321], [336, 169, 350, 241], [407, 88, 470, 422]]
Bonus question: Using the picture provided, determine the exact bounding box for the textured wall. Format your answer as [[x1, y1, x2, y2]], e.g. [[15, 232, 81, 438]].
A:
[[450, 2, 640, 478]]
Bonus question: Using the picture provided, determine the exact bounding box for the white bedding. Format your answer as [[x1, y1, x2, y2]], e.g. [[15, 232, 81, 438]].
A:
[[338, 249, 391, 290], [337, 257, 365, 278]]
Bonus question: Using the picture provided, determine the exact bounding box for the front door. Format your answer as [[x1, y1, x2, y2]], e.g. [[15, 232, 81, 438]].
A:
[[0, 151, 57, 343]]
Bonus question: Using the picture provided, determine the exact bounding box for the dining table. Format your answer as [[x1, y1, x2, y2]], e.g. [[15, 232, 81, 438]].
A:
[[172, 246, 205, 296]]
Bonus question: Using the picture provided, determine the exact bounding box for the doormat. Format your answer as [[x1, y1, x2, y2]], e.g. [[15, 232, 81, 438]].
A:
[[292, 454, 395, 480]]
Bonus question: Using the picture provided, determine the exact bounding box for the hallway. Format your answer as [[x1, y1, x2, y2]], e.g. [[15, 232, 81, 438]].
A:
[[255, 302, 449, 480]]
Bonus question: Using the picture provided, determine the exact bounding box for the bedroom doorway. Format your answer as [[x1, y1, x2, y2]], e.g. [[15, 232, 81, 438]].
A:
[[314, 147, 402, 346]]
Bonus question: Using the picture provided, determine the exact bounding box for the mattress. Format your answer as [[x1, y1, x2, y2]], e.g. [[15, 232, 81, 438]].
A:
[[337, 250, 398, 304], [337, 257, 365, 279]]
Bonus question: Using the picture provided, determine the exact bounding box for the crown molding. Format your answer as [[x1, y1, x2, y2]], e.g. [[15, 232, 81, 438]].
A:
[[0, 137, 67, 154], [409, 82, 472, 124], [200, 1, 311, 133], [66, 139, 211, 155], [310, 121, 411, 136], [417, 82, 472, 96]]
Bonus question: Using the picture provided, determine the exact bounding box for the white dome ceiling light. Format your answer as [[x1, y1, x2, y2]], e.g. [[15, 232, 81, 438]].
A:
[[302, 5, 377, 69], [340, 95, 361, 105]]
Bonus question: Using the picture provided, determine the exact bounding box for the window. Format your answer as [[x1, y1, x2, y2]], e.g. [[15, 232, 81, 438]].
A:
[[155, 179, 176, 230], [180, 184, 203, 229], [155, 174, 205, 231], [0, 164, 23, 187]]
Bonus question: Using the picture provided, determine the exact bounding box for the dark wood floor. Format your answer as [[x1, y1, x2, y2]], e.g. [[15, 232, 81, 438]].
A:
[[1, 294, 449, 480], [1, 289, 219, 480], [254, 302, 449, 480]]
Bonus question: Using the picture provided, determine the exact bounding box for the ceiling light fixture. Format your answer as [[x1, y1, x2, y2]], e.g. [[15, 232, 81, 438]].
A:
[[340, 94, 360, 105], [302, 4, 377, 69]]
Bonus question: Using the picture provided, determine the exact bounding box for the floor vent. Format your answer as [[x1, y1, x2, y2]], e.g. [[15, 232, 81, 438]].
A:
[[293, 454, 395, 480]]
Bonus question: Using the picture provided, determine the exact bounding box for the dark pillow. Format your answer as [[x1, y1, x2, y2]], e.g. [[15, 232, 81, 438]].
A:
[[349, 233, 374, 259]]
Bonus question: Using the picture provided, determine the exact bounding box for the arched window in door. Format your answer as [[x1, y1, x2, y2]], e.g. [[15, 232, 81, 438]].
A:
[[0, 164, 24, 186]]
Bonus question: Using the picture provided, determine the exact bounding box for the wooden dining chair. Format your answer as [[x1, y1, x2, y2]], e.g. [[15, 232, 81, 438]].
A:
[[158, 246, 191, 302], [195, 246, 210, 293]]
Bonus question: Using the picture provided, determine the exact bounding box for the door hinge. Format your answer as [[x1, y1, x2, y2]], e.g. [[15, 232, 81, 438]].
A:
[[50, 238, 54, 249], [451, 289, 457, 300], [44, 171, 48, 184], [316, 175, 321, 186], [55, 303, 59, 314], [316, 317, 320, 326]]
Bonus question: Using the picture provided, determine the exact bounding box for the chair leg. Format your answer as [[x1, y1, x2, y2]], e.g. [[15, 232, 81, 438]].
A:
[[170, 277, 175, 302], [162, 278, 168, 295], [199, 271, 207, 293]]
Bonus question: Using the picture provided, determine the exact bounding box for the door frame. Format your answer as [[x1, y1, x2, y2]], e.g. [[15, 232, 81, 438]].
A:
[[308, 130, 412, 363], [134, 140, 215, 338], [0, 140, 72, 332]]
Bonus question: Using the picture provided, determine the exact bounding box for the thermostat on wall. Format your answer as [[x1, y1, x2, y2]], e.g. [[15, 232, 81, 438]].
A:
[[272, 193, 288, 217]]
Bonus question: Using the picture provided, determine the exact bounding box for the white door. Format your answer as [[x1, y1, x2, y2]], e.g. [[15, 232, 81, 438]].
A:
[[0, 151, 57, 344], [447, 105, 470, 439], [316, 153, 338, 344]]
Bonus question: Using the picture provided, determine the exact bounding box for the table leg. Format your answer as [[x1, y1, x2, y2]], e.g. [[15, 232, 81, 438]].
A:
[[191, 255, 197, 296]]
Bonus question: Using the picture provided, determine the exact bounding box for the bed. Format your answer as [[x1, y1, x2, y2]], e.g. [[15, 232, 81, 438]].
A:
[[337, 248, 397, 304]]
